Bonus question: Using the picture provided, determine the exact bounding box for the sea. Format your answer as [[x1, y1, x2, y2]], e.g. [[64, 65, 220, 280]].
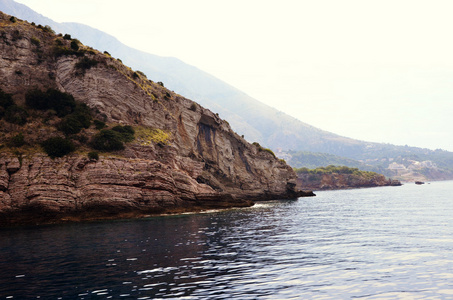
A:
[[1, 181, 453, 299]]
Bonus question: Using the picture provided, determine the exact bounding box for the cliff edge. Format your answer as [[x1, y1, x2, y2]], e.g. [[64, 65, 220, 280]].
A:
[[0, 12, 313, 226]]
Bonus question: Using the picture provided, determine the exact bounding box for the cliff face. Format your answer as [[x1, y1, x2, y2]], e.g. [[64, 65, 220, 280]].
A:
[[0, 13, 313, 226], [296, 173, 401, 191]]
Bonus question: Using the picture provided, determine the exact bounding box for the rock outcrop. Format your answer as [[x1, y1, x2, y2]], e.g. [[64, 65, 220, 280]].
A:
[[0, 12, 313, 226], [296, 173, 401, 191]]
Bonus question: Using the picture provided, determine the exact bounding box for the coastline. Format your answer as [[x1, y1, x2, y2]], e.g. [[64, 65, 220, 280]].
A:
[[0, 191, 315, 228]]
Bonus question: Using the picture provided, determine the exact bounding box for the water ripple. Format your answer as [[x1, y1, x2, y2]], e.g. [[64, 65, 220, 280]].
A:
[[0, 181, 453, 298]]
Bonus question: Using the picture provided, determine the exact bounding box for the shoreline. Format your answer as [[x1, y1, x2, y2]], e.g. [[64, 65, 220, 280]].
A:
[[0, 191, 315, 228]]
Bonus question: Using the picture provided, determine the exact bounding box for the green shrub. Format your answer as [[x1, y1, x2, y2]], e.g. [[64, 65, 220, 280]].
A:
[[58, 103, 92, 135], [75, 57, 98, 73], [30, 37, 40, 46], [25, 89, 47, 110], [73, 103, 92, 126], [8, 132, 26, 147], [63, 34, 72, 40], [252, 142, 276, 158], [4, 105, 28, 125], [43, 25, 55, 34], [0, 89, 14, 109], [136, 71, 146, 78], [94, 119, 106, 130], [189, 103, 197, 111], [59, 114, 85, 134], [10, 17, 17, 23], [90, 129, 125, 151], [41, 137, 75, 158], [70, 40, 79, 51], [262, 147, 276, 158], [88, 151, 99, 160], [157, 81, 164, 87], [26, 88, 76, 117], [74, 134, 88, 144], [111, 125, 135, 142], [53, 41, 84, 57]]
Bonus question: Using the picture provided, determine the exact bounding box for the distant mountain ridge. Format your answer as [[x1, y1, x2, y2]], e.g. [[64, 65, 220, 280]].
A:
[[2, 0, 452, 182]]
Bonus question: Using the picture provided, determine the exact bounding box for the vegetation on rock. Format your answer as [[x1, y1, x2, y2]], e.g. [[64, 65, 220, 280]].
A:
[[58, 103, 92, 135], [0, 89, 14, 110], [111, 125, 135, 142], [90, 129, 126, 151], [8, 133, 26, 148], [253, 142, 276, 158], [295, 165, 377, 177], [88, 151, 99, 160], [135, 127, 170, 146], [4, 105, 28, 125], [295, 165, 401, 190], [75, 57, 99, 75], [41, 136, 75, 158], [26, 88, 76, 117]]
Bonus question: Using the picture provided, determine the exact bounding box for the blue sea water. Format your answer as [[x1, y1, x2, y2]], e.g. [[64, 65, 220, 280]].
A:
[[1, 181, 453, 299]]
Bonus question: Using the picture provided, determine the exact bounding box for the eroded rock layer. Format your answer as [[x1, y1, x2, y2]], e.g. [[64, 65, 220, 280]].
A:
[[0, 12, 313, 225]]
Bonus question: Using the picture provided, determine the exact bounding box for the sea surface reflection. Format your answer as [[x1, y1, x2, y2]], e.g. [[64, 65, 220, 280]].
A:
[[1, 181, 453, 299]]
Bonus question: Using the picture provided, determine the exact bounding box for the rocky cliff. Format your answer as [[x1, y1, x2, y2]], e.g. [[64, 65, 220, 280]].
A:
[[0, 12, 313, 226], [297, 173, 401, 191]]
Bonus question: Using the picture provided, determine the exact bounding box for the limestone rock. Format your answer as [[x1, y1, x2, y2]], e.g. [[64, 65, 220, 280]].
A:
[[0, 12, 313, 226]]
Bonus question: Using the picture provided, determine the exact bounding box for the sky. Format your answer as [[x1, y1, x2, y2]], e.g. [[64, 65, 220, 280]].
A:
[[14, 0, 453, 151]]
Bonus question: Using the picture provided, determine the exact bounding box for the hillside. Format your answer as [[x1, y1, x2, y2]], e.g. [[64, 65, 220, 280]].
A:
[[285, 149, 453, 182], [1, 0, 452, 182], [0, 12, 314, 226], [295, 165, 401, 191]]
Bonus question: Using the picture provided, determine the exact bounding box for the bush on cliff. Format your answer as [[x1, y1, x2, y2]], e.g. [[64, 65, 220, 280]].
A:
[[4, 105, 28, 125], [111, 125, 135, 142], [59, 114, 86, 134], [0, 89, 14, 109], [75, 57, 98, 74], [90, 129, 125, 151], [8, 132, 26, 148], [93, 119, 106, 130], [88, 151, 99, 160], [70, 40, 79, 51], [26, 88, 77, 117], [252, 142, 276, 158], [58, 103, 92, 135], [41, 137, 76, 158]]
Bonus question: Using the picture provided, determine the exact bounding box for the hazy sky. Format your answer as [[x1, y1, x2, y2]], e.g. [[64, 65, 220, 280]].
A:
[[15, 0, 453, 151]]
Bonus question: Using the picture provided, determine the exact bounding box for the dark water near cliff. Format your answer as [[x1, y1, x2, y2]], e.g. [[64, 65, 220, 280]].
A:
[[1, 181, 453, 299]]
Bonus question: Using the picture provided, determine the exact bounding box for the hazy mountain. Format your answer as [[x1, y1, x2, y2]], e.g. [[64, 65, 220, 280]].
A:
[[1, 0, 452, 181], [0, 0, 358, 150]]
